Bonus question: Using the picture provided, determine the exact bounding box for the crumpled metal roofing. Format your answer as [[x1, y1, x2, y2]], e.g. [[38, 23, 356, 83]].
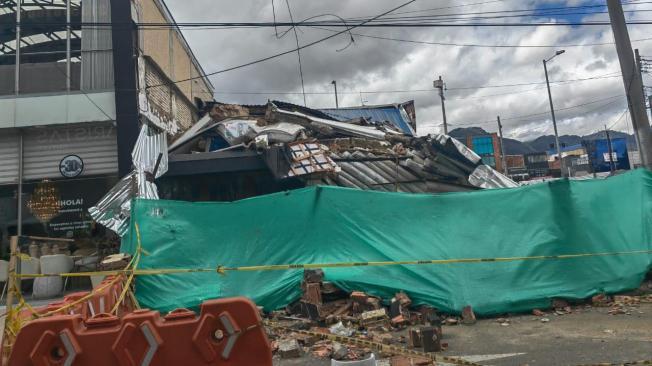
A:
[[468, 165, 519, 189], [274, 106, 388, 140], [320, 104, 416, 136], [89, 124, 168, 236], [325, 150, 473, 193], [132, 123, 169, 179], [314, 134, 517, 193]]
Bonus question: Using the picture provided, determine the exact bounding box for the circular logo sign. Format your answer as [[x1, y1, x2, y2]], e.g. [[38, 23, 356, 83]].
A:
[[59, 155, 84, 178]]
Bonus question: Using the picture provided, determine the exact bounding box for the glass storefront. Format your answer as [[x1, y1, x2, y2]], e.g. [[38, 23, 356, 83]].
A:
[[0, 176, 119, 258]]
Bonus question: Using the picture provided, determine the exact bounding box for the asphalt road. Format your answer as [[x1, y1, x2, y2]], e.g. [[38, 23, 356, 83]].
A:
[[274, 303, 652, 366]]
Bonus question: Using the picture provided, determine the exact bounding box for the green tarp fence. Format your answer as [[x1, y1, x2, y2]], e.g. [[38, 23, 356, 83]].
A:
[[123, 169, 652, 315]]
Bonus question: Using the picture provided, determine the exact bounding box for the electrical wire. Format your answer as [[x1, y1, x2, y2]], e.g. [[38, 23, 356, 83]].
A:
[[308, 24, 652, 49], [15, 0, 652, 29], [284, 0, 307, 106], [144, 0, 418, 89], [606, 108, 629, 130], [208, 72, 621, 96], [20, 19, 652, 28], [345, 0, 652, 21], [449, 94, 624, 126]]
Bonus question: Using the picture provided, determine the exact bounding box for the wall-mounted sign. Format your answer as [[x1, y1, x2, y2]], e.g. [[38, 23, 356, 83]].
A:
[[603, 152, 618, 162], [59, 155, 84, 178]]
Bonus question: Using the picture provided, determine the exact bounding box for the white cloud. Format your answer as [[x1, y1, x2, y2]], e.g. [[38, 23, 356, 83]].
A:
[[165, 0, 652, 141]]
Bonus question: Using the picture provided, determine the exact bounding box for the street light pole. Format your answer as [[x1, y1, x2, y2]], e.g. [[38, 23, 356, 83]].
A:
[[433, 75, 448, 135], [331, 80, 339, 108], [497, 116, 508, 175], [543, 50, 565, 177]]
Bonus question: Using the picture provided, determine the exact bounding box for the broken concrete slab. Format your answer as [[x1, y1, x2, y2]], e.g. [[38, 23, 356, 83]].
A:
[[278, 338, 302, 358]]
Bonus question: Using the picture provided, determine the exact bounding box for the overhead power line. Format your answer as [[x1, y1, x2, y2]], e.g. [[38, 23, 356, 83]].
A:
[[17, 19, 652, 29], [209, 73, 621, 96], [308, 25, 652, 49], [346, 0, 652, 20], [449, 95, 624, 126], [14, 0, 652, 29], [605, 108, 629, 131], [145, 0, 419, 89]]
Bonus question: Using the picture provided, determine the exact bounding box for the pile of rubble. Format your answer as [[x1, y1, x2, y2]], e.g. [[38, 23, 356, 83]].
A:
[[264, 271, 652, 364], [169, 101, 517, 194], [265, 269, 449, 365]]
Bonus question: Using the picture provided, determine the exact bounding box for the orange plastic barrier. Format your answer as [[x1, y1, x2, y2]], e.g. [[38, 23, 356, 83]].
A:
[[8, 297, 272, 366]]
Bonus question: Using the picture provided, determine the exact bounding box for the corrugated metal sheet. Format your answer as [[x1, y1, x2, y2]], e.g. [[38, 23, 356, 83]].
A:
[[131, 123, 168, 178], [320, 104, 416, 136], [0, 129, 19, 184], [81, 0, 114, 90], [89, 124, 166, 236], [22, 123, 118, 181]]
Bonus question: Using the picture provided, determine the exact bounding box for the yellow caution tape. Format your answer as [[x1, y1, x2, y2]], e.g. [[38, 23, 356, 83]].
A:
[[13, 249, 652, 278], [111, 223, 143, 314], [14, 253, 33, 261], [265, 320, 481, 366], [214, 249, 652, 275]]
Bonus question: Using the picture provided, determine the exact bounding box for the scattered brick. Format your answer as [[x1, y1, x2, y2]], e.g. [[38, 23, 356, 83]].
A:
[[461, 305, 476, 325]]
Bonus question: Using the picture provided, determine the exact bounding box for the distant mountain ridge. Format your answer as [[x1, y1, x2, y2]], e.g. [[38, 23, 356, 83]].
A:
[[448, 127, 637, 155]]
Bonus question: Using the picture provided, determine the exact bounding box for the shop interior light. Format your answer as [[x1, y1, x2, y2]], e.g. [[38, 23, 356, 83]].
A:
[[27, 179, 61, 223]]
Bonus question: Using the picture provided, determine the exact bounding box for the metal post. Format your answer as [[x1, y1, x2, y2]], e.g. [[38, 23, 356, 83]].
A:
[[16, 131, 23, 237], [606, 126, 616, 173], [543, 59, 564, 177], [497, 116, 507, 175], [14, 0, 21, 95], [331, 80, 339, 108], [66, 0, 71, 91], [434, 76, 447, 135], [5, 236, 19, 327], [607, 0, 652, 169]]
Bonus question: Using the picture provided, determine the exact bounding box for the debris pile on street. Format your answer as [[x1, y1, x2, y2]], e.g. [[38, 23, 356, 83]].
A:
[[263, 271, 652, 364], [264, 269, 446, 364]]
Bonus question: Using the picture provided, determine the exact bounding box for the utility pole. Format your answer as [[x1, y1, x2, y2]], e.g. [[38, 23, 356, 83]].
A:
[[543, 50, 565, 177], [605, 125, 616, 173], [331, 80, 339, 108], [433, 76, 448, 135], [607, 0, 652, 169], [497, 116, 508, 175], [637, 50, 652, 128], [635, 49, 646, 103]]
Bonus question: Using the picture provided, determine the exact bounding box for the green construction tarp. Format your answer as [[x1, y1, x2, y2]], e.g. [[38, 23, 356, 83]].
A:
[[122, 169, 652, 315]]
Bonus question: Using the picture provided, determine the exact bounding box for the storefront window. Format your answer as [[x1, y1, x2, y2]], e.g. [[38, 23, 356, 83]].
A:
[[0, 176, 120, 258]]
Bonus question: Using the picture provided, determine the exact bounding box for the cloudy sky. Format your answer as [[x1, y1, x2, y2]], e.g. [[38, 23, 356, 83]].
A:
[[165, 0, 652, 141]]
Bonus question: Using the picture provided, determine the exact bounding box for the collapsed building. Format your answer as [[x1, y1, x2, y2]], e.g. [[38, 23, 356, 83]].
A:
[[162, 100, 516, 202], [90, 99, 516, 236]]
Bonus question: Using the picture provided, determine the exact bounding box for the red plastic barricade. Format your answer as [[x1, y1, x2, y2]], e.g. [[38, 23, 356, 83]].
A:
[[20, 276, 133, 320], [8, 297, 273, 366]]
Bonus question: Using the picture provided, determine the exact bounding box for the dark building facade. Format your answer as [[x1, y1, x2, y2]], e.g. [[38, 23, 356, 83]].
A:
[[524, 152, 550, 178]]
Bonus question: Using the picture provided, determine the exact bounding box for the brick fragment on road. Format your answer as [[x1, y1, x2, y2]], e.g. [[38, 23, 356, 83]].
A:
[[278, 338, 302, 358], [461, 305, 476, 325]]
